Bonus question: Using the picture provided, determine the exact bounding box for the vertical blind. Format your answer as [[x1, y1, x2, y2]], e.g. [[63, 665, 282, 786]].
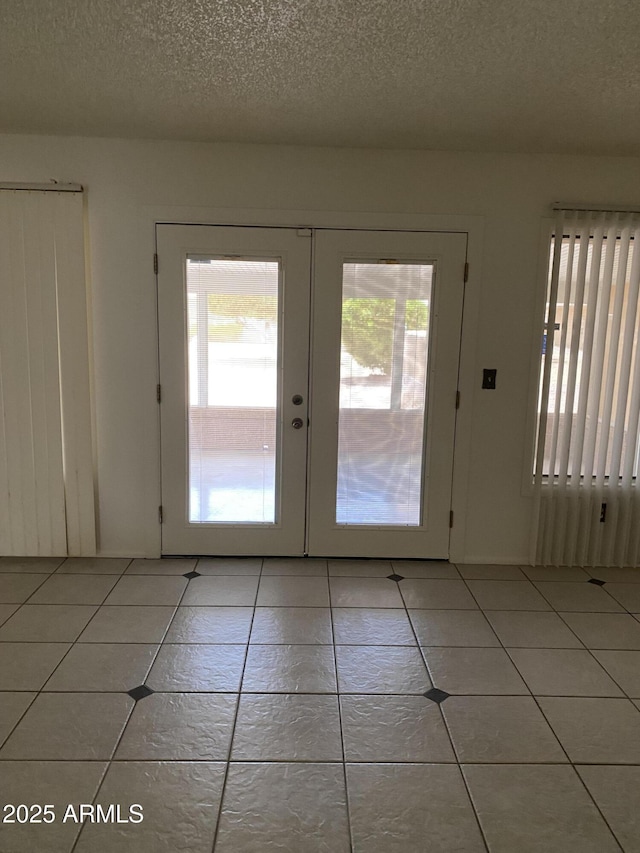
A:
[[533, 208, 640, 566], [0, 189, 95, 556]]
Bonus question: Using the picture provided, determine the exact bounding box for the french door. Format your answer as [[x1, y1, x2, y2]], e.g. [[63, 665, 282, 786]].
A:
[[157, 224, 466, 558]]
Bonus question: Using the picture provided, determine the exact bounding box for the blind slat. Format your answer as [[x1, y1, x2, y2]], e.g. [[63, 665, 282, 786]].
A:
[[531, 210, 564, 564], [551, 214, 592, 565], [542, 222, 578, 565], [582, 221, 619, 563], [24, 194, 68, 554], [590, 225, 633, 565], [54, 193, 96, 556], [0, 197, 18, 550], [566, 219, 605, 564], [4, 194, 36, 552]]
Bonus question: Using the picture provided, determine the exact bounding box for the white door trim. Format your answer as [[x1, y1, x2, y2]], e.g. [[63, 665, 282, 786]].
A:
[[146, 205, 484, 561]]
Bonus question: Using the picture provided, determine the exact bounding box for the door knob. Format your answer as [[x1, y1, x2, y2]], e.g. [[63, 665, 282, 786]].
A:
[[291, 417, 304, 429]]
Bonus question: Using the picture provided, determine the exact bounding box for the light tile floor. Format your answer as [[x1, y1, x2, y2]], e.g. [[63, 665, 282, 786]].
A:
[[0, 556, 639, 850]]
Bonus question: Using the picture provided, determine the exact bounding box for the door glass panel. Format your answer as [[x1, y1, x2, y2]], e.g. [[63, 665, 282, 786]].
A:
[[336, 261, 433, 525], [186, 257, 280, 523]]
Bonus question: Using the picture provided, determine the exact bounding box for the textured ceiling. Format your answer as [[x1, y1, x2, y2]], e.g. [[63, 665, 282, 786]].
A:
[[1, 0, 639, 155]]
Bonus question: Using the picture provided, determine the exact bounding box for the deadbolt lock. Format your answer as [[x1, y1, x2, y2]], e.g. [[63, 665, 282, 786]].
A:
[[292, 394, 304, 405]]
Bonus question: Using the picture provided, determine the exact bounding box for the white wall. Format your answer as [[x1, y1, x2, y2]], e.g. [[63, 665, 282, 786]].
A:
[[1, 134, 638, 561]]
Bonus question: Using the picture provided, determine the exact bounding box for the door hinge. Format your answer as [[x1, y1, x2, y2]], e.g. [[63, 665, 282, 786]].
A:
[[449, 510, 454, 528], [158, 505, 163, 524], [153, 253, 159, 274], [156, 384, 161, 404], [455, 390, 460, 409], [463, 261, 469, 283]]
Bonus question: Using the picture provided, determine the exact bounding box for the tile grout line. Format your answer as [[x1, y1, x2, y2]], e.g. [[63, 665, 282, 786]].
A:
[[209, 557, 264, 853], [432, 566, 502, 852], [4, 566, 61, 606], [529, 687, 628, 853], [501, 576, 632, 848], [532, 577, 633, 615], [457, 574, 629, 836], [552, 611, 640, 703], [591, 577, 638, 614], [467, 573, 578, 768], [33, 576, 127, 682], [64, 761, 111, 853], [2, 756, 639, 765], [516, 611, 640, 703], [0, 692, 38, 753], [471, 573, 627, 852], [0, 567, 136, 755], [529, 579, 640, 705], [52, 558, 131, 575], [457, 573, 611, 776], [570, 773, 627, 852], [328, 569, 355, 853], [68, 560, 194, 853], [3, 689, 636, 700]]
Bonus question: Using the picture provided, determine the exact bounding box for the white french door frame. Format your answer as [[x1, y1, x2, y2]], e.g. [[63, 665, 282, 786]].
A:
[[157, 224, 312, 555], [149, 206, 484, 562], [306, 228, 467, 558]]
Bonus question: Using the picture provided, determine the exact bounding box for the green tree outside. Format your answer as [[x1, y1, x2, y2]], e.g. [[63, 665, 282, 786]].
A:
[[207, 294, 277, 320], [341, 298, 428, 374], [191, 294, 278, 341]]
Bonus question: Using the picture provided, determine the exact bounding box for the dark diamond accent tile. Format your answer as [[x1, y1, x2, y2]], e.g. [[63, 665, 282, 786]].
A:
[[424, 687, 450, 704], [588, 578, 606, 586], [127, 684, 154, 701], [183, 570, 201, 579], [387, 574, 405, 582]]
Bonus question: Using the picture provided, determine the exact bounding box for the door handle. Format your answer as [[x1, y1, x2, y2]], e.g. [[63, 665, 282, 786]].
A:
[[291, 418, 304, 429]]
